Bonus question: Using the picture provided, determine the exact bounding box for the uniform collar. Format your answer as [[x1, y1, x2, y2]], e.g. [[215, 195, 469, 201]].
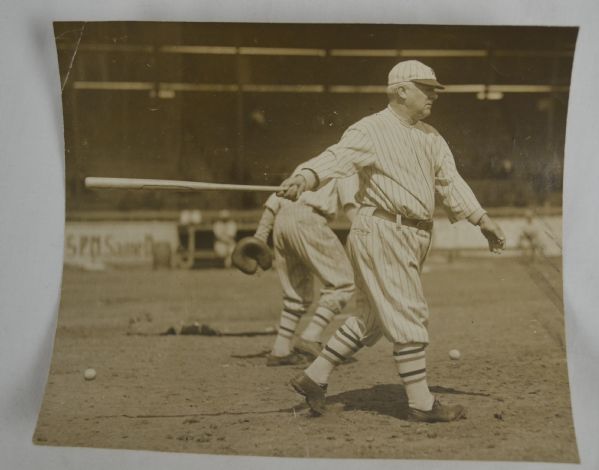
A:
[[387, 105, 418, 128]]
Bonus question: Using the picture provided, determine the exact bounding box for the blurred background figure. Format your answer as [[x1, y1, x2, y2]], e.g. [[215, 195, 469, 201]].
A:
[[179, 209, 192, 226], [190, 209, 203, 225], [519, 209, 545, 262], [175, 209, 204, 269], [213, 210, 238, 268]]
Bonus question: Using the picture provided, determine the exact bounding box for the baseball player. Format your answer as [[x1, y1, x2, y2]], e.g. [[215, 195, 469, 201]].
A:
[[518, 209, 544, 262], [253, 175, 359, 366], [213, 209, 238, 268], [279, 60, 506, 422]]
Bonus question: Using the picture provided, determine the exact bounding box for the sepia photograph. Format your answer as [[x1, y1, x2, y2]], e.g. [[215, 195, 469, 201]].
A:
[[33, 21, 578, 462]]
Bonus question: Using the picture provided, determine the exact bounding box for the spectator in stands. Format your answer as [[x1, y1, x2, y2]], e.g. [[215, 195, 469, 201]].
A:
[[489, 153, 514, 180]]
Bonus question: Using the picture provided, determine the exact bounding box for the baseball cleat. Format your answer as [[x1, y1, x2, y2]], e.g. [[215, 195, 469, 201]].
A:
[[289, 372, 328, 415], [407, 399, 466, 423], [293, 338, 322, 359], [266, 352, 308, 367]]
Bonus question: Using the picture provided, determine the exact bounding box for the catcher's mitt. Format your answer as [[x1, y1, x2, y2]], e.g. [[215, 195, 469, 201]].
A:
[[231, 236, 273, 275]]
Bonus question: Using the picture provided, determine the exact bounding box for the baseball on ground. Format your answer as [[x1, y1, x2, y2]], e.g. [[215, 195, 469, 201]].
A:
[[449, 349, 461, 360], [84, 368, 97, 380]]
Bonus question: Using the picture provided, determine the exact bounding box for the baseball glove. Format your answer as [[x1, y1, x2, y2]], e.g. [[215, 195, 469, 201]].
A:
[[231, 236, 273, 275]]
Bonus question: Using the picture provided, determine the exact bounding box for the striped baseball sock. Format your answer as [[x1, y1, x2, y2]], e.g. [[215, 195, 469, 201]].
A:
[[393, 343, 435, 411], [300, 307, 336, 343], [271, 308, 303, 357], [305, 323, 363, 385]]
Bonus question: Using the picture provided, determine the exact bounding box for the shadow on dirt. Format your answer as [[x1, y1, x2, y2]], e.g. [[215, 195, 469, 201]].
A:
[[315, 383, 492, 419], [429, 385, 491, 397], [328, 384, 409, 419]]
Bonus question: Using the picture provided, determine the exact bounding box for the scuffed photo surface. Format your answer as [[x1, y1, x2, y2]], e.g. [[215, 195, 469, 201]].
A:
[[34, 22, 577, 462]]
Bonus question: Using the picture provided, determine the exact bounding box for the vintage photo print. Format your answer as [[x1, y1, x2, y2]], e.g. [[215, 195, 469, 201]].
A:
[[34, 21, 578, 462]]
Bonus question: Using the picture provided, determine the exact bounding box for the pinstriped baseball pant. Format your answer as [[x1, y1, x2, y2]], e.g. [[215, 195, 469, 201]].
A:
[[346, 210, 433, 345], [273, 203, 355, 316]]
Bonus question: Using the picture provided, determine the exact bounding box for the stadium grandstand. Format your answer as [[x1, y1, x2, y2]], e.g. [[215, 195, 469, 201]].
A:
[[54, 22, 574, 267]]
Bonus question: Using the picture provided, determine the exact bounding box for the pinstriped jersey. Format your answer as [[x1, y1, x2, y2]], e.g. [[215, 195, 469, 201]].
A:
[[265, 174, 359, 219], [303, 106, 484, 223]]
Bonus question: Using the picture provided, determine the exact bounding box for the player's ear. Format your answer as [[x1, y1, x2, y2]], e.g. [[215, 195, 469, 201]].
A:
[[396, 84, 409, 100]]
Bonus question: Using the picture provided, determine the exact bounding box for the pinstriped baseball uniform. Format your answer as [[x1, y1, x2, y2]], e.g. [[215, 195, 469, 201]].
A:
[[262, 176, 359, 322], [300, 105, 485, 345]]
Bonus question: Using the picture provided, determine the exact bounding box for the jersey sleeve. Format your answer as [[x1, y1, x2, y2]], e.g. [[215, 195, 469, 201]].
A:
[[254, 193, 283, 242], [336, 173, 360, 208], [254, 208, 275, 243], [433, 135, 486, 224], [263, 193, 283, 215], [300, 127, 377, 188]]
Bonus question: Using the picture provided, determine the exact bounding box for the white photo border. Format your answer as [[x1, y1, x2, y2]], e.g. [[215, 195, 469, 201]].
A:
[[1, 1, 598, 469]]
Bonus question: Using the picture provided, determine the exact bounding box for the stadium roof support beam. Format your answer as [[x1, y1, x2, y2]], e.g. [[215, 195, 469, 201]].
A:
[[72, 81, 570, 95], [58, 43, 574, 58]]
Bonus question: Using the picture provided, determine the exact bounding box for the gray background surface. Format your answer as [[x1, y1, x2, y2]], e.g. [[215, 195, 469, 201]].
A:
[[0, 0, 597, 468]]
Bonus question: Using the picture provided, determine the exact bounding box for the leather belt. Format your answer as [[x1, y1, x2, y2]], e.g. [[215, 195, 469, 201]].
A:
[[372, 208, 433, 231]]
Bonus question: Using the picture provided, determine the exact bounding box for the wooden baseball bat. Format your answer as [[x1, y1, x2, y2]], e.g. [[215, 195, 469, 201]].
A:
[[85, 177, 284, 192]]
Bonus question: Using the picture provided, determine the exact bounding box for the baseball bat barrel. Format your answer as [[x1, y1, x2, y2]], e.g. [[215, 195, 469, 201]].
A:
[[85, 177, 284, 192]]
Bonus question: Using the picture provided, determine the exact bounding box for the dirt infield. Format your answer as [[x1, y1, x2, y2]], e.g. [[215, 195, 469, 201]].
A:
[[34, 256, 578, 462]]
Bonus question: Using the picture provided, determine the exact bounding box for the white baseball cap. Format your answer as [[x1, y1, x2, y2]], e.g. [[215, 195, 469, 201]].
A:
[[388, 60, 445, 89]]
